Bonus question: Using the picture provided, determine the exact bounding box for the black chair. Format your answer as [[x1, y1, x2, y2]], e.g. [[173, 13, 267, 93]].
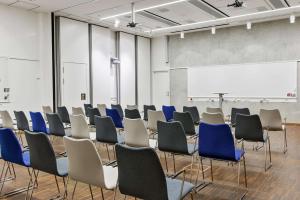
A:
[[231, 108, 250, 127], [24, 131, 68, 199], [115, 144, 195, 200], [157, 121, 197, 174], [84, 104, 93, 117], [143, 105, 156, 121], [95, 116, 124, 161], [124, 108, 141, 119], [46, 113, 70, 137], [88, 108, 101, 126], [183, 106, 200, 125], [173, 112, 196, 136], [14, 111, 30, 146], [235, 114, 272, 171], [57, 106, 70, 124], [111, 104, 124, 119]]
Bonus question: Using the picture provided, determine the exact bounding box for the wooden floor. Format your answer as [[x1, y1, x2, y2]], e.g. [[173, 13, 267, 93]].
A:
[[2, 125, 300, 200]]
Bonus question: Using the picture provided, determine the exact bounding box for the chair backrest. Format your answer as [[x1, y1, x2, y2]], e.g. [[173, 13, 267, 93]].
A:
[[14, 111, 30, 131], [24, 131, 59, 175], [84, 104, 93, 117], [235, 114, 265, 142], [115, 144, 168, 200], [157, 121, 188, 154], [143, 105, 156, 121], [111, 104, 124, 119], [198, 123, 236, 161], [183, 106, 200, 124], [147, 110, 166, 131], [231, 108, 250, 126], [0, 128, 27, 166], [0, 110, 14, 129], [42, 106, 53, 115], [106, 108, 123, 129], [30, 111, 48, 133], [173, 111, 196, 135], [63, 137, 105, 187], [124, 118, 149, 147], [260, 109, 282, 130], [57, 106, 70, 124], [70, 115, 89, 139], [125, 109, 141, 119], [88, 108, 101, 125], [162, 105, 176, 122], [201, 112, 225, 125], [97, 104, 107, 116], [95, 116, 118, 144], [46, 113, 65, 137], [127, 105, 138, 110], [72, 107, 85, 116], [206, 107, 223, 114]]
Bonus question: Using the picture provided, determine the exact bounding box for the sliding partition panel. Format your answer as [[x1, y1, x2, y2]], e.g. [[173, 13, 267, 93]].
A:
[[119, 32, 136, 107], [60, 18, 89, 109], [91, 25, 112, 106], [137, 36, 151, 110]]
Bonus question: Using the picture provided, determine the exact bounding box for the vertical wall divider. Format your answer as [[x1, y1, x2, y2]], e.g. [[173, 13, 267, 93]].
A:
[[116, 31, 121, 104], [88, 24, 93, 105], [135, 35, 138, 106]]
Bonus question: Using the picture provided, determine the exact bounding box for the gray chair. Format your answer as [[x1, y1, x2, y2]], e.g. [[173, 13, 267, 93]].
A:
[[57, 106, 70, 124], [235, 114, 272, 171], [173, 112, 196, 136], [84, 104, 93, 117], [124, 108, 141, 119], [46, 113, 71, 137], [115, 144, 195, 200], [111, 104, 124, 119], [231, 108, 250, 127], [88, 108, 101, 126], [157, 121, 197, 174], [14, 110, 30, 146], [95, 116, 124, 160], [183, 106, 200, 125], [201, 112, 225, 125], [206, 107, 223, 114], [260, 109, 287, 153], [24, 131, 68, 199], [144, 105, 156, 121]]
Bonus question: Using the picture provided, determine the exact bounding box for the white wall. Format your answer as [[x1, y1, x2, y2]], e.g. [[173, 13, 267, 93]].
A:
[[137, 36, 151, 110], [119, 32, 136, 107], [0, 4, 52, 114]]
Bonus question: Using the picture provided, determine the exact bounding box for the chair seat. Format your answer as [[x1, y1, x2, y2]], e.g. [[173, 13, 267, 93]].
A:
[[166, 177, 194, 200], [103, 165, 118, 190], [187, 143, 198, 155], [234, 149, 245, 161], [56, 157, 68, 177], [22, 150, 31, 167]]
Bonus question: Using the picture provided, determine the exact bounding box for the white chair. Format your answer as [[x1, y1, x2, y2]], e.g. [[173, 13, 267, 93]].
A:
[[63, 136, 118, 199], [260, 109, 287, 153], [201, 112, 225, 125], [124, 118, 156, 148], [97, 104, 107, 116], [206, 107, 223, 114], [70, 115, 95, 140], [0, 110, 15, 129], [147, 110, 166, 133], [127, 105, 138, 110], [72, 107, 85, 116]]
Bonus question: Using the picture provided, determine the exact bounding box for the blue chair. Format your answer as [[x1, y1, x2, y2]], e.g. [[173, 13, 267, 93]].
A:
[[29, 112, 49, 134], [106, 108, 124, 129], [162, 105, 176, 122], [0, 128, 33, 197], [198, 123, 247, 187]]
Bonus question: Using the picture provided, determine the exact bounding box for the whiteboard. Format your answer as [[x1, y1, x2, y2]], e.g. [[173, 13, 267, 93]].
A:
[[187, 61, 298, 101]]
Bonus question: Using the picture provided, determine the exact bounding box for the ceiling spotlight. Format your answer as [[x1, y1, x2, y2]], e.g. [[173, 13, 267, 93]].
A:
[[246, 21, 252, 30], [290, 15, 295, 24], [211, 27, 216, 35], [114, 19, 120, 28], [180, 32, 184, 39], [228, 0, 244, 8]]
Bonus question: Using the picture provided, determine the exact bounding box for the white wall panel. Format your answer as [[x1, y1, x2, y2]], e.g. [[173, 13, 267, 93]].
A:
[[91, 26, 111, 106], [119, 32, 136, 107], [137, 36, 151, 110]]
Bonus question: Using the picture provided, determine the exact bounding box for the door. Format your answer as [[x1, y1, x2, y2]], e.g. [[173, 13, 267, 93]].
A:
[[62, 62, 89, 109], [152, 70, 170, 109]]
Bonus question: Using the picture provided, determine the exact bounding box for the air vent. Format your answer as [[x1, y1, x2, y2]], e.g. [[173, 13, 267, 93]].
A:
[[269, 0, 285, 8], [138, 11, 180, 26], [188, 0, 227, 18]]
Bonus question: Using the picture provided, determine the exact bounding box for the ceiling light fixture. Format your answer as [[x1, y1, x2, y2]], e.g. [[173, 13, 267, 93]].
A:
[[100, 0, 186, 20], [246, 21, 252, 29], [180, 32, 184, 38], [211, 27, 216, 34], [290, 14, 295, 23], [114, 19, 120, 27]]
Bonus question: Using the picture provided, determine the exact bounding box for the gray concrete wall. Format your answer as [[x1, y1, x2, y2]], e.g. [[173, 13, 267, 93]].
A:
[[169, 19, 300, 122]]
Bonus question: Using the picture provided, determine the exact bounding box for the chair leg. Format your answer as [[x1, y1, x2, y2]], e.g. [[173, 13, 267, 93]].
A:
[[172, 154, 176, 174], [89, 185, 94, 200], [210, 160, 213, 182], [106, 144, 111, 161], [0, 162, 9, 195], [25, 168, 34, 200], [62, 176, 68, 199], [190, 193, 194, 200], [100, 187, 105, 200], [54, 175, 60, 194], [29, 169, 39, 200], [0, 161, 7, 182], [71, 181, 77, 200], [113, 185, 118, 200], [200, 157, 205, 180], [268, 137, 272, 166], [243, 156, 247, 188], [190, 155, 194, 182], [237, 161, 241, 186], [164, 152, 169, 173], [283, 129, 288, 154]]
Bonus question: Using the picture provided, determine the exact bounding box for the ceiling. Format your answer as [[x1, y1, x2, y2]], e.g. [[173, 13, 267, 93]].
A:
[[1, 0, 300, 36]]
